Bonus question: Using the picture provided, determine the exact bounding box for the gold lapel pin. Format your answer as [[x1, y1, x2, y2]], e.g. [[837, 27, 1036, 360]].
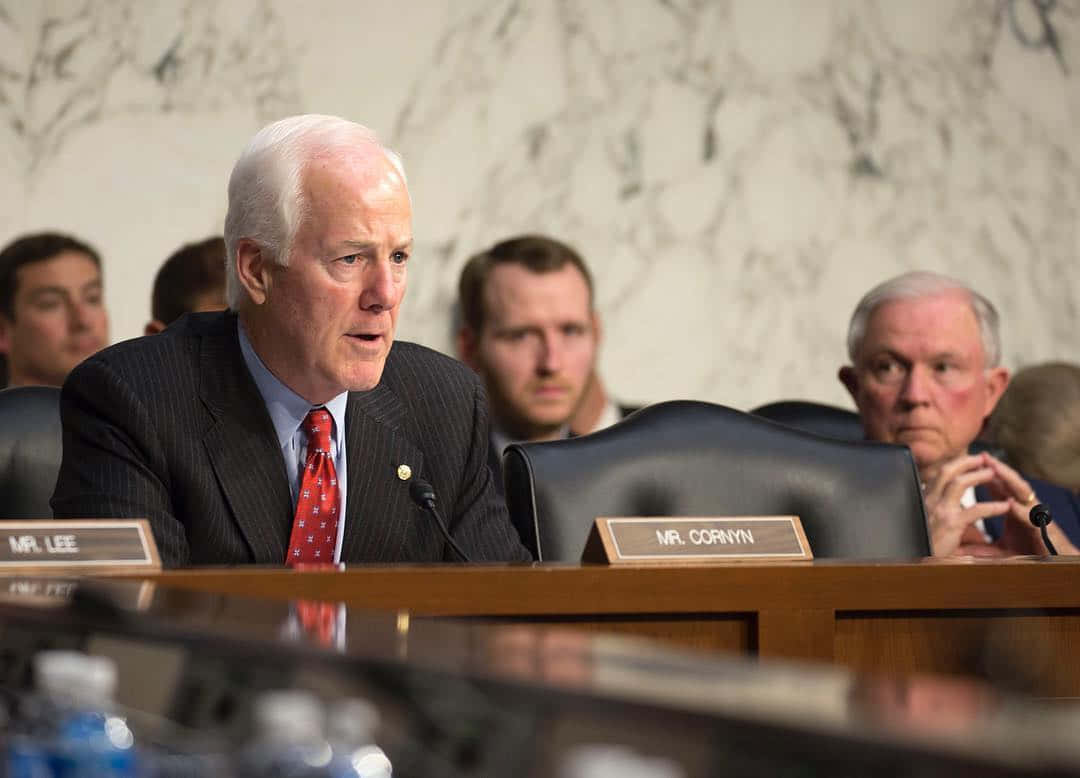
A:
[[396, 464, 412, 481]]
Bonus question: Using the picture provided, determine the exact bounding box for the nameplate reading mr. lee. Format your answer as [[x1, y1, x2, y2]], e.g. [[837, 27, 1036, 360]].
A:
[[9, 534, 79, 554], [583, 517, 812, 564], [0, 520, 160, 572]]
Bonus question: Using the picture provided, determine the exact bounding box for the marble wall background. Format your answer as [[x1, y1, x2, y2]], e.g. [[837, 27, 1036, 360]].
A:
[[1, 0, 1076, 410]]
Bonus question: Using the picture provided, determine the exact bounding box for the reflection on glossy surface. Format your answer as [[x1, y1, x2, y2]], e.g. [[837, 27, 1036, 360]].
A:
[[1, 576, 1080, 776], [485, 626, 594, 688], [850, 673, 1000, 736], [281, 601, 345, 650]]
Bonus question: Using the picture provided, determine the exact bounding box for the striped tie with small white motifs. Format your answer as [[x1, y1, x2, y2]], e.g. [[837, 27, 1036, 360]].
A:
[[285, 408, 340, 566]]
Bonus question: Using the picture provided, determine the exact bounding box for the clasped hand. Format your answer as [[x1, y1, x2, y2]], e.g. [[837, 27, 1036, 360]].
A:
[[923, 453, 1077, 557]]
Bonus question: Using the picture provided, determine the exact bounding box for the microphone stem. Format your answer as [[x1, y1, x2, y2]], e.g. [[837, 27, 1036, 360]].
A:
[[424, 500, 471, 562], [1040, 525, 1058, 556]]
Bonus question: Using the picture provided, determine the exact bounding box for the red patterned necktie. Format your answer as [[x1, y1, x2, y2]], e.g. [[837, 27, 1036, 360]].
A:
[[286, 408, 340, 566]]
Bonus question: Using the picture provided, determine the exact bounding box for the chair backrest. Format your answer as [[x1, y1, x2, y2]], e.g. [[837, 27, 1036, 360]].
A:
[[503, 400, 929, 562], [754, 398, 1006, 462], [0, 386, 62, 519], [752, 400, 864, 441]]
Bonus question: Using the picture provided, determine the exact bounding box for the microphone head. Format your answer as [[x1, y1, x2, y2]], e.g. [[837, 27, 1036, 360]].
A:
[[409, 478, 437, 508], [1029, 503, 1053, 529]]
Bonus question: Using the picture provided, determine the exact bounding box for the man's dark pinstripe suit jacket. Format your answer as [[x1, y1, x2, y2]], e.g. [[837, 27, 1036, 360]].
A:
[[51, 311, 532, 568]]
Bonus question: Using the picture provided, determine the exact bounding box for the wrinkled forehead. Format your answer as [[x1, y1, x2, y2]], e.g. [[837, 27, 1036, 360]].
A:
[[305, 154, 406, 207], [862, 292, 986, 360]]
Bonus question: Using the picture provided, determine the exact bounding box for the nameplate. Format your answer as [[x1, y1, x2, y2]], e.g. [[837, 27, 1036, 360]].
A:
[[0, 578, 156, 610], [582, 516, 812, 564], [0, 520, 161, 573]]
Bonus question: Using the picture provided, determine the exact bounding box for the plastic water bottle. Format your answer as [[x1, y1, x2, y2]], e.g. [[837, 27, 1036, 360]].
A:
[[5, 698, 51, 778], [9, 651, 137, 778], [241, 690, 334, 778], [325, 699, 391, 778]]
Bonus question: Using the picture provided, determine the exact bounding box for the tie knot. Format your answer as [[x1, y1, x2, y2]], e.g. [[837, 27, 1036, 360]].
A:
[[303, 408, 333, 454]]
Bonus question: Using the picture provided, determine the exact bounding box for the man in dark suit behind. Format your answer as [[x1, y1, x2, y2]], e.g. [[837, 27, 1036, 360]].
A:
[[52, 115, 530, 567]]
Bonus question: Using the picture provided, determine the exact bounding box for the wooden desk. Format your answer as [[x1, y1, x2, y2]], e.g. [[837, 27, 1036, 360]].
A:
[[138, 558, 1080, 695]]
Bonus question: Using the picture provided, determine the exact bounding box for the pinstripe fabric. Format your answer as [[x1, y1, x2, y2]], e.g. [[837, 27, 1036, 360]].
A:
[[50, 311, 531, 568]]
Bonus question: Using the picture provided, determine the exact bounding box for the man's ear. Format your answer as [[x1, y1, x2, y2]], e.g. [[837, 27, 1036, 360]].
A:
[[983, 366, 1010, 417], [144, 319, 166, 336], [235, 239, 272, 305], [456, 327, 480, 371], [838, 366, 859, 403]]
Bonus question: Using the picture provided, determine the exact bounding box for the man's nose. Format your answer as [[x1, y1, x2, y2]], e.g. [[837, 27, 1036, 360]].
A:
[[359, 260, 401, 312], [899, 364, 931, 405], [67, 299, 93, 332], [537, 332, 564, 375]]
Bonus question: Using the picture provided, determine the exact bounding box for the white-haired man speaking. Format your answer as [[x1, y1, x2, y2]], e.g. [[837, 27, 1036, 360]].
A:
[[52, 115, 530, 567], [839, 271, 1080, 557]]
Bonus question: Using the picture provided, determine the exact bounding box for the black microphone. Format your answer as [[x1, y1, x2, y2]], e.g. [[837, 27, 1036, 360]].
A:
[[1029, 503, 1057, 556], [409, 478, 470, 562]]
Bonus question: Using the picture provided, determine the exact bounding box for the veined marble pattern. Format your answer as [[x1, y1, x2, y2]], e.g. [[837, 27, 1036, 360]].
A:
[[0, 1, 299, 176], [0, 0, 300, 348], [0, 0, 1076, 410], [391, 0, 1080, 409]]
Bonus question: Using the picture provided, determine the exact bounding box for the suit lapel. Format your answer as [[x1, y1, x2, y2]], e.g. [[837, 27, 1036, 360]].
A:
[[199, 314, 294, 563], [340, 384, 424, 562]]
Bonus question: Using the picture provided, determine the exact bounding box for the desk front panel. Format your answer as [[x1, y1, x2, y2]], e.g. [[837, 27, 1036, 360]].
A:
[[135, 559, 1080, 695]]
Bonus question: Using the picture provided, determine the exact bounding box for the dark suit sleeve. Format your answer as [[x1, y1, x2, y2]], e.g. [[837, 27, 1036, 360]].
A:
[[1030, 477, 1080, 548], [447, 377, 533, 562], [51, 357, 191, 567]]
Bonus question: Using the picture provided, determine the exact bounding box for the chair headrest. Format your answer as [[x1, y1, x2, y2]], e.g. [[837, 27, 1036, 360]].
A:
[[752, 400, 864, 441], [0, 386, 63, 519]]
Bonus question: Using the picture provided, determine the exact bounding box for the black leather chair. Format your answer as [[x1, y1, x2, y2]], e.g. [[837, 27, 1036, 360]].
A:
[[751, 400, 864, 441], [0, 386, 62, 519], [503, 400, 928, 561]]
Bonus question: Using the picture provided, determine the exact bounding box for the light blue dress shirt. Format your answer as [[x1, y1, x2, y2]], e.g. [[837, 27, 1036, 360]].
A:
[[238, 323, 349, 563]]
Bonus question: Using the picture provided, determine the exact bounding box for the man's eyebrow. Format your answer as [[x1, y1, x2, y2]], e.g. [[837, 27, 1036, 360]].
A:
[[862, 348, 908, 363], [335, 238, 413, 253], [25, 285, 74, 299], [493, 324, 535, 335], [337, 240, 378, 254], [926, 350, 965, 362], [865, 348, 967, 363]]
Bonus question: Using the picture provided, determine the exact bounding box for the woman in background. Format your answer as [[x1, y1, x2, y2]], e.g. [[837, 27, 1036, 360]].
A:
[[988, 362, 1080, 493]]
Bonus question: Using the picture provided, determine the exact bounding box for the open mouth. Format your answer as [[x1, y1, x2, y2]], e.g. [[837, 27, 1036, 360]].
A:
[[346, 333, 381, 342]]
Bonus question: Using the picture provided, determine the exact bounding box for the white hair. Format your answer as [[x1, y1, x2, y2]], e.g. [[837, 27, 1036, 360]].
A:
[[223, 114, 407, 308], [846, 271, 1002, 366]]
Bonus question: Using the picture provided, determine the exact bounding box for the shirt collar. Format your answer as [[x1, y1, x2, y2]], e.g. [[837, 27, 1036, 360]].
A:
[[237, 320, 348, 448], [591, 400, 621, 434]]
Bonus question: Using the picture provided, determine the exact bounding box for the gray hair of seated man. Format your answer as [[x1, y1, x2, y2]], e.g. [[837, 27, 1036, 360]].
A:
[[223, 114, 406, 309], [846, 270, 1001, 367]]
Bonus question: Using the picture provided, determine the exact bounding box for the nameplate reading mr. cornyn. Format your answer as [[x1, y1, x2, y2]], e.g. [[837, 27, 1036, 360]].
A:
[[584, 516, 812, 564]]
